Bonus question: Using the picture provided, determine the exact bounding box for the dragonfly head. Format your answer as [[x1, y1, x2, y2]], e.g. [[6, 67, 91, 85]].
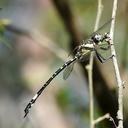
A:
[[91, 34, 103, 44]]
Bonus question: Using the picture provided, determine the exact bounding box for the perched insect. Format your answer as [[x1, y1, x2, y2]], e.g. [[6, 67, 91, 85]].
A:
[[24, 19, 113, 118]]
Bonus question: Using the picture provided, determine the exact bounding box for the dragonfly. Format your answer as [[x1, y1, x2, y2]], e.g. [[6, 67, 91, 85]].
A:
[[24, 18, 113, 118]]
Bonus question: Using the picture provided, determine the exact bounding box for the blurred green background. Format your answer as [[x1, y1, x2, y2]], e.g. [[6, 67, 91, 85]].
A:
[[0, 0, 128, 128]]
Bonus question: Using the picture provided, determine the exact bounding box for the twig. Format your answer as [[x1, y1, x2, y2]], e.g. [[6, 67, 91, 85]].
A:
[[94, 113, 109, 125], [109, 116, 118, 128], [94, 113, 117, 128], [94, 0, 103, 32], [109, 0, 123, 128], [86, 0, 103, 128]]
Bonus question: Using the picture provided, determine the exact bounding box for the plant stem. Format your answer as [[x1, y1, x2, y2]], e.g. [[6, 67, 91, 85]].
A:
[[86, 0, 103, 128], [109, 0, 123, 127]]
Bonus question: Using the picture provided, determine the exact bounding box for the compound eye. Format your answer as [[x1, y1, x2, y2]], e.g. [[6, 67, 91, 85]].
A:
[[95, 35, 102, 41]]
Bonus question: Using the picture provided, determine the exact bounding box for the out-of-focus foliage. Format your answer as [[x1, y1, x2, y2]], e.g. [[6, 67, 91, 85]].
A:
[[0, 19, 11, 47]]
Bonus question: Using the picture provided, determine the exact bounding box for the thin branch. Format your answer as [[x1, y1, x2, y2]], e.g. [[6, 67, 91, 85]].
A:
[[94, 113, 110, 125], [94, 113, 117, 128], [109, 116, 118, 128], [86, 0, 103, 128], [109, 0, 123, 127], [94, 0, 103, 32]]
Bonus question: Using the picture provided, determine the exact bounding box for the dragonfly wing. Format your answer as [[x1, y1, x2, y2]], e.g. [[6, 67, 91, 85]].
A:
[[96, 41, 111, 59], [63, 63, 74, 80], [99, 40, 110, 50], [90, 18, 113, 37], [83, 18, 113, 45]]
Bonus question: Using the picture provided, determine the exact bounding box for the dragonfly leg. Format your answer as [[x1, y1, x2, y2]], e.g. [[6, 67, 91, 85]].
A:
[[95, 49, 114, 63]]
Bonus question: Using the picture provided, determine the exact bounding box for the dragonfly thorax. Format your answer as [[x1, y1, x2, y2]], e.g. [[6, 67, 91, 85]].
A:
[[74, 43, 94, 60]]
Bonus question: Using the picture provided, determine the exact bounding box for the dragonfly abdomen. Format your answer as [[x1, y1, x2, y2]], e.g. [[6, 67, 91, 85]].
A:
[[24, 55, 80, 117]]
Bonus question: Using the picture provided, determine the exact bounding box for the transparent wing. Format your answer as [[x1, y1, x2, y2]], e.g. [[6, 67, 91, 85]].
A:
[[63, 63, 74, 80], [96, 41, 111, 59], [83, 18, 113, 44], [63, 56, 79, 80], [91, 18, 113, 35], [99, 40, 110, 49]]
